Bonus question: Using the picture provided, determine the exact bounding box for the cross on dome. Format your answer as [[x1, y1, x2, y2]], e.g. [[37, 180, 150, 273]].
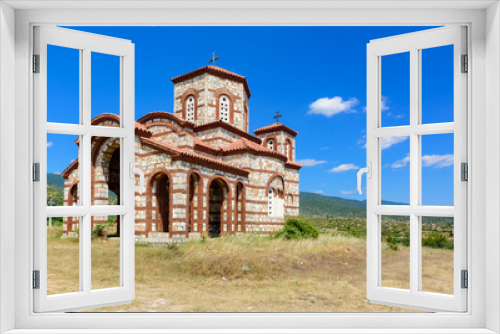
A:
[[273, 111, 282, 124], [209, 52, 220, 66]]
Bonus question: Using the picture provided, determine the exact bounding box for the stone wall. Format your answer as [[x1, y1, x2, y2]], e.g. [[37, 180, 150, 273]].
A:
[[174, 73, 248, 131]]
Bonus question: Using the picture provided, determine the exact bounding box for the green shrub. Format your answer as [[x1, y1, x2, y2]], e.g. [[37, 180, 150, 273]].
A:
[[274, 218, 319, 240], [422, 232, 453, 249]]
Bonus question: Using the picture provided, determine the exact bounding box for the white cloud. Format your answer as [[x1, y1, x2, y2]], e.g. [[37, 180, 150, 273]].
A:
[[320, 146, 329, 151], [341, 189, 356, 195], [313, 190, 323, 194], [296, 158, 327, 167], [381, 96, 390, 112], [392, 154, 454, 169], [308, 96, 359, 117], [422, 154, 454, 168], [47, 142, 53, 148], [381, 136, 408, 150], [328, 163, 360, 173], [392, 156, 410, 168], [53, 172, 61, 175]]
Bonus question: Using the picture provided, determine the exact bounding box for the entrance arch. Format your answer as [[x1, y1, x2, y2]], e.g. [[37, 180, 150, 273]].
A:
[[150, 171, 172, 234], [208, 177, 230, 238]]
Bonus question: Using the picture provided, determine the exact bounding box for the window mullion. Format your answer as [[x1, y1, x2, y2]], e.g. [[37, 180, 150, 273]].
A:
[[409, 47, 420, 294], [81, 47, 92, 294]]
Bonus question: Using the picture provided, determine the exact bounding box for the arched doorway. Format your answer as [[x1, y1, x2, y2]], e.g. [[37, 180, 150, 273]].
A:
[[152, 173, 170, 233], [208, 178, 229, 238]]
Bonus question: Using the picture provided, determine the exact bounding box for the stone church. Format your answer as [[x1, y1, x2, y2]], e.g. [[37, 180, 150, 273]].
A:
[[62, 65, 301, 242]]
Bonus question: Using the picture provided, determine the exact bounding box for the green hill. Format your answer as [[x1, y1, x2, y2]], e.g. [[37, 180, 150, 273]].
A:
[[47, 173, 65, 187], [299, 191, 407, 218], [299, 192, 366, 218]]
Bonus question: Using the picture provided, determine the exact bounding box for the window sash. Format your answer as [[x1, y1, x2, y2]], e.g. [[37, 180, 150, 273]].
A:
[[32, 26, 136, 313], [366, 26, 468, 312]]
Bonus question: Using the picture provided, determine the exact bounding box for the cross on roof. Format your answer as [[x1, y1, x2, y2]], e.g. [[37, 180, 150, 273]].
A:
[[209, 52, 220, 66], [273, 111, 282, 123]]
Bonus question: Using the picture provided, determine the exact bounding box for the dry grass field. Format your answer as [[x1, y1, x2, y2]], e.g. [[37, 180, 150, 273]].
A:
[[46, 226, 453, 313]]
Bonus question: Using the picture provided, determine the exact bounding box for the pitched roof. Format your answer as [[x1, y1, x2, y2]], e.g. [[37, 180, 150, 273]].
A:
[[194, 137, 302, 170], [253, 123, 298, 137], [137, 111, 195, 130], [61, 160, 78, 178], [194, 120, 261, 144], [285, 161, 303, 170], [171, 65, 251, 98], [222, 138, 289, 163], [91, 113, 153, 138], [141, 137, 249, 177]]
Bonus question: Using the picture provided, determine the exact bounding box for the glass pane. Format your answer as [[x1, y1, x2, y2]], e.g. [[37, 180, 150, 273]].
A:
[[381, 215, 410, 290], [381, 136, 410, 205], [91, 136, 121, 206], [47, 133, 80, 207], [421, 216, 454, 295], [381, 52, 410, 127], [91, 52, 121, 122], [421, 133, 454, 206], [91, 215, 121, 290], [47, 45, 80, 124], [47, 216, 80, 295], [421, 45, 454, 124]]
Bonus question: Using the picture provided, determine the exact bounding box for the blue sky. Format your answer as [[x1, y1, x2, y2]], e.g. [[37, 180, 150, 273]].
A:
[[46, 26, 455, 206]]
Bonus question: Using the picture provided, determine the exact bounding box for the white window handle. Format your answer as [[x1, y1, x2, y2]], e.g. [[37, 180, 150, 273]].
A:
[[129, 162, 145, 195], [357, 162, 372, 195]]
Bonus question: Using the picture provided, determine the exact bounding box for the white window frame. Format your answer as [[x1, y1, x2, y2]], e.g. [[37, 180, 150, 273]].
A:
[[1, 2, 499, 333], [32, 26, 136, 313], [366, 26, 467, 312]]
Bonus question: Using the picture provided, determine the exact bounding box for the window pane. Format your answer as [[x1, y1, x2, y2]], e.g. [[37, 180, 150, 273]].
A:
[[421, 216, 454, 295], [91, 136, 121, 206], [91, 215, 121, 290], [421, 45, 454, 124], [381, 136, 410, 205], [47, 133, 80, 207], [381, 52, 410, 127], [91, 52, 120, 122], [421, 133, 454, 206], [47, 45, 80, 124], [381, 215, 410, 290], [47, 216, 80, 295]]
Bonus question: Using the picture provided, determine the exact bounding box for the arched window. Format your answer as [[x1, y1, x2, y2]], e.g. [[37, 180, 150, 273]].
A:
[[285, 139, 293, 160], [219, 95, 230, 122], [267, 139, 274, 151], [186, 95, 195, 121], [268, 176, 285, 218]]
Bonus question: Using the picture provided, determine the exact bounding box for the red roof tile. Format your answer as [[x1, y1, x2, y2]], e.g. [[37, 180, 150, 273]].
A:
[[141, 137, 249, 177], [61, 160, 78, 178], [171, 65, 251, 98], [285, 161, 302, 170], [137, 111, 194, 130], [253, 123, 298, 137], [194, 120, 261, 144], [222, 138, 288, 162], [90, 113, 153, 137]]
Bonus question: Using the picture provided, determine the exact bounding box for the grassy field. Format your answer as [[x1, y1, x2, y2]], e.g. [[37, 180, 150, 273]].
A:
[[47, 225, 453, 313]]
